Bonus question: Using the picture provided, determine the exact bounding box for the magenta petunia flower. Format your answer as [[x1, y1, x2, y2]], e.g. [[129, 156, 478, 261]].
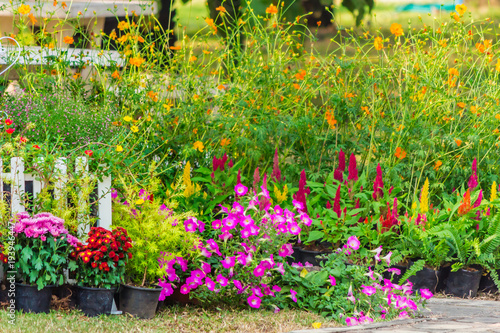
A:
[[221, 256, 236, 269], [212, 219, 222, 229], [233, 280, 243, 290], [253, 264, 266, 277], [183, 218, 197, 233], [205, 277, 216, 291], [222, 216, 238, 229], [361, 285, 377, 296], [372, 246, 383, 262], [300, 213, 312, 226], [201, 262, 211, 274], [288, 223, 301, 235], [179, 284, 191, 294], [216, 274, 228, 287], [278, 243, 293, 257], [329, 275, 336, 286], [292, 199, 304, 211], [235, 183, 248, 196], [399, 311, 409, 319], [275, 263, 285, 275], [240, 228, 251, 239], [347, 235, 360, 250], [359, 316, 373, 324], [420, 289, 433, 300], [290, 289, 298, 302], [247, 295, 262, 308], [206, 239, 222, 255], [382, 251, 392, 266], [387, 268, 401, 275], [345, 317, 359, 326]]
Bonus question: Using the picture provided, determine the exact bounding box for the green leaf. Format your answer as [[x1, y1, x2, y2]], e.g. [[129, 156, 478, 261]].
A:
[[306, 230, 325, 243]]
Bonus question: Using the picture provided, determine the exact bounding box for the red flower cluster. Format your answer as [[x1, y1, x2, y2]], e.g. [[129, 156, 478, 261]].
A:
[[70, 227, 132, 271]]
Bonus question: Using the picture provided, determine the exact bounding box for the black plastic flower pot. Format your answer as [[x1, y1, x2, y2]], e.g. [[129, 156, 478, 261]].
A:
[[445, 268, 483, 298], [15, 283, 54, 314], [479, 270, 500, 293], [118, 284, 162, 319], [76, 286, 116, 317], [407, 262, 445, 293], [382, 264, 408, 284], [299, 248, 331, 266], [287, 246, 303, 265]]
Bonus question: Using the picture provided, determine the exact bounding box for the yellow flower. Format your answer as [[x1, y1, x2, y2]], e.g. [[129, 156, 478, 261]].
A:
[[116, 145, 123, 152], [390, 23, 403, 37], [266, 4, 278, 14], [183, 161, 192, 187], [455, 4, 467, 15], [130, 125, 139, 133], [117, 21, 129, 30], [18, 4, 31, 15], [123, 116, 132, 122], [496, 59, 500, 72], [312, 322, 322, 329], [129, 57, 145, 67], [63, 36, 74, 44], [193, 141, 204, 152], [374, 37, 383, 50], [274, 184, 288, 204], [491, 181, 497, 203], [420, 178, 429, 214], [189, 56, 197, 62], [135, 199, 144, 205]]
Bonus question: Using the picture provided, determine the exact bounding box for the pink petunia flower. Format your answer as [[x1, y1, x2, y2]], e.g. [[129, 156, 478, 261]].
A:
[[235, 183, 248, 196], [247, 295, 261, 308]]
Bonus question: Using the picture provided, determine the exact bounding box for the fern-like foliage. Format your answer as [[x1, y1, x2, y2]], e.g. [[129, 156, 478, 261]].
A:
[[399, 259, 425, 284]]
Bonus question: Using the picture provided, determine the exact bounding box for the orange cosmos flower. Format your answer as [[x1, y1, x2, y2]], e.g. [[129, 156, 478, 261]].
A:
[[458, 189, 471, 215], [433, 160, 442, 171], [455, 139, 462, 147], [129, 57, 145, 67], [62, 2, 67, 9], [28, 13, 37, 25], [216, 6, 226, 13], [374, 37, 384, 50], [220, 138, 231, 147], [394, 147, 407, 159], [266, 4, 278, 14], [64, 36, 74, 44], [111, 70, 120, 79], [390, 23, 403, 37]]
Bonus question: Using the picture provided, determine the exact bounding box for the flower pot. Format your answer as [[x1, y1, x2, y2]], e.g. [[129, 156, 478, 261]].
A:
[[287, 246, 303, 265], [76, 286, 116, 317], [445, 268, 482, 298], [479, 270, 500, 293], [163, 287, 199, 306], [407, 261, 446, 293], [15, 283, 54, 313], [383, 264, 408, 284], [299, 248, 331, 266], [118, 284, 162, 319]]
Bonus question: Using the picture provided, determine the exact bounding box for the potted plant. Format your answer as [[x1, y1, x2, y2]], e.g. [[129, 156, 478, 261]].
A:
[[70, 226, 132, 316], [12, 212, 79, 313], [398, 213, 452, 292], [112, 179, 199, 318]]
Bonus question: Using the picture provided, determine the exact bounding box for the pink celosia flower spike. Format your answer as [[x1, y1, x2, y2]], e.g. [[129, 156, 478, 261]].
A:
[[271, 148, 282, 183], [333, 184, 342, 218], [347, 153, 358, 183], [338, 149, 346, 172], [372, 164, 384, 200], [468, 158, 479, 190]]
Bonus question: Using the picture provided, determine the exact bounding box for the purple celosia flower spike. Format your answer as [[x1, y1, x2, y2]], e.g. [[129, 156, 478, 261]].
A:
[[228, 159, 234, 169], [333, 184, 341, 218], [293, 170, 308, 214], [347, 153, 358, 183], [253, 167, 260, 191], [220, 153, 228, 171], [338, 149, 346, 172], [271, 148, 282, 183], [468, 158, 479, 190], [372, 164, 384, 201]]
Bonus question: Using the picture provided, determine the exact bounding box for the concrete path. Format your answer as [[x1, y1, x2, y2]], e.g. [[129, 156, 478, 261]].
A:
[[290, 298, 500, 333]]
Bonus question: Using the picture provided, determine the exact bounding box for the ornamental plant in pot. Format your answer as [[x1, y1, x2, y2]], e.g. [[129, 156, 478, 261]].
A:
[[111, 178, 199, 318], [70, 227, 132, 317], [12, 212, 79, 313], [158, 174, 312, 310], [435, 194, 500, 298], [398, 197, 452, 292]]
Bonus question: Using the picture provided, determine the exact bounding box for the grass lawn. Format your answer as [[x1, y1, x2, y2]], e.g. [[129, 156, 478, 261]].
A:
[[0, 306, 338, 333]]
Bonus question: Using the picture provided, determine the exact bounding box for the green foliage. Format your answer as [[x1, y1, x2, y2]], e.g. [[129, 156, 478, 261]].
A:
[[112, 177, 200, 286]]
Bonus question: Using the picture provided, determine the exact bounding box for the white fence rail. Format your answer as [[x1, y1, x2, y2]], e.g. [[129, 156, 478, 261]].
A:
[[2, 157, 112, 230]]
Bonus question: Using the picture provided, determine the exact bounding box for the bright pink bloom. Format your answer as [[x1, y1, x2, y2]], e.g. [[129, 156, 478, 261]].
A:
[[221, 256, 236, 269], [361, 285, 377, 296], [253, 264, 266, 277], [333, 184, 342, 218], [420, 289, 433, 300], [290, 289, 297, 302], [278, 243, 293, 257], [345, 317, 359, 326], [271, 148, 282, 183], [179, 284, 190, 294], [372, 163, 384, 200], [329, 275, 336, 286], [247, 295, 262, 308], [347, 153, 358, 182], [216, 274, 228, 287], [347, 235, 360, 250]]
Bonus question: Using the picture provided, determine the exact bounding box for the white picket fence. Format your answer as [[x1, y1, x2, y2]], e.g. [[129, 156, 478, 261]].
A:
[[4, 157, 112, 230]]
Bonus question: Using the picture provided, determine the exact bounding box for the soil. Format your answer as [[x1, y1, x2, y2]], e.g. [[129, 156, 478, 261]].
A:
[[301, 243, 331, 252]]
